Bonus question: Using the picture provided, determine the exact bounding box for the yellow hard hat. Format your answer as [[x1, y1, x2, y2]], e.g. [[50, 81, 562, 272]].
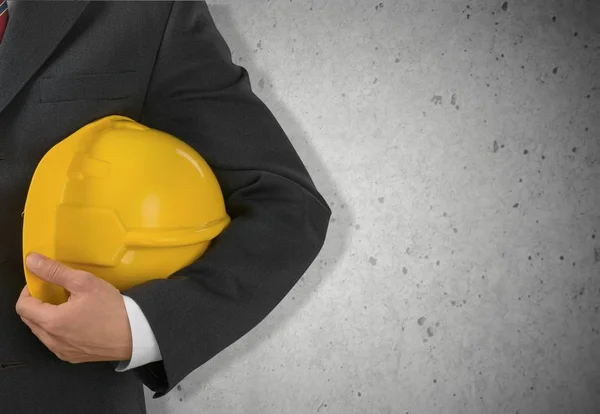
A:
[[22, 115, 230, 305]]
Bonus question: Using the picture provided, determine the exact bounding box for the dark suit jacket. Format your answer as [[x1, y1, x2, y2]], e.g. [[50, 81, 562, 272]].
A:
[[0, 1, 330, 413]]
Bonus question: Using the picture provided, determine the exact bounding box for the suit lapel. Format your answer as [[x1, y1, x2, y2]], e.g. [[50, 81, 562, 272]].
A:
[[0, 1, 90, 115]]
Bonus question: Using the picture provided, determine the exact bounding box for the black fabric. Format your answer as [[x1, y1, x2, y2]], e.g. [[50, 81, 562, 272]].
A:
[[0, 1, 330, 412]]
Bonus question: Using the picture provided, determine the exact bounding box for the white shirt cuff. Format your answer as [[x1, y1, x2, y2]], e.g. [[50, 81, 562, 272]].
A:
[[115, 295, 163, 372]]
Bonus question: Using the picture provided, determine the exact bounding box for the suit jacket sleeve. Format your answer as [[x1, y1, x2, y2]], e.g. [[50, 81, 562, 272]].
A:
[[122, 1, 331, 397]]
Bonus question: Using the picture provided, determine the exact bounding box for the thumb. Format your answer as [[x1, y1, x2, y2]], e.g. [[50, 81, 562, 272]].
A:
[[26, 253, 91, 293]]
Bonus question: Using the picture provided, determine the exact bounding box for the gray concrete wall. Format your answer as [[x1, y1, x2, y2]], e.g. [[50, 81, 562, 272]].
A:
[[146, 1, 600, 413]]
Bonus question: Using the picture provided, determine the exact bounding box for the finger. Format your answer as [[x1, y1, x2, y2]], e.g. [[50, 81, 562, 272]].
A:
[[26, 253, 92, 293], [20, 315, 46, 336], [20, 315, 42, 330], [16, 290, 58, 324], [18, 284, 34, 300], [16, 284, 40, 314]]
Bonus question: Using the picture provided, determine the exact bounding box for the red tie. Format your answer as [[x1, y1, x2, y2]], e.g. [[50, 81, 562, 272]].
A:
[[0, 0, 7, 44]]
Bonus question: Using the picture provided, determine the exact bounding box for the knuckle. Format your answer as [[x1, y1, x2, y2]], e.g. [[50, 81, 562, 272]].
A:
[[63, 354, 79, 364], [55, 352, 69, 362], [15, 302, 24, 316], [45, 261, 64, 281]]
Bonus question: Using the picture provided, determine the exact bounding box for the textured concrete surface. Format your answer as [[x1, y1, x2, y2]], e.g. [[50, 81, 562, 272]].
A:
[[146, 1, 600, 413]]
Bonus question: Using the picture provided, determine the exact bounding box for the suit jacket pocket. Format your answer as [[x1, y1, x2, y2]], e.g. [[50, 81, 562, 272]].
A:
[[38, 71, 137, 103]]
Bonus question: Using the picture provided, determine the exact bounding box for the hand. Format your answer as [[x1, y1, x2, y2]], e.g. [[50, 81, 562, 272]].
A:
[[15, 253, 133, 363]]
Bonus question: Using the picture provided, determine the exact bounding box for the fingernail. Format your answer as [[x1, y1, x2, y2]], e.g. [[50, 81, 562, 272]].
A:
[[26, 253, 42, 270]]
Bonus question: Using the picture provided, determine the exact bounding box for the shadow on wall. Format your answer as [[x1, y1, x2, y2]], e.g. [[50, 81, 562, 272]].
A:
[[146, 4, 352, 413]]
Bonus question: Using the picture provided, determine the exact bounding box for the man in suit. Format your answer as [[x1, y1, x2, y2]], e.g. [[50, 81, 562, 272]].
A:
[[0, 1, 330, 413]]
